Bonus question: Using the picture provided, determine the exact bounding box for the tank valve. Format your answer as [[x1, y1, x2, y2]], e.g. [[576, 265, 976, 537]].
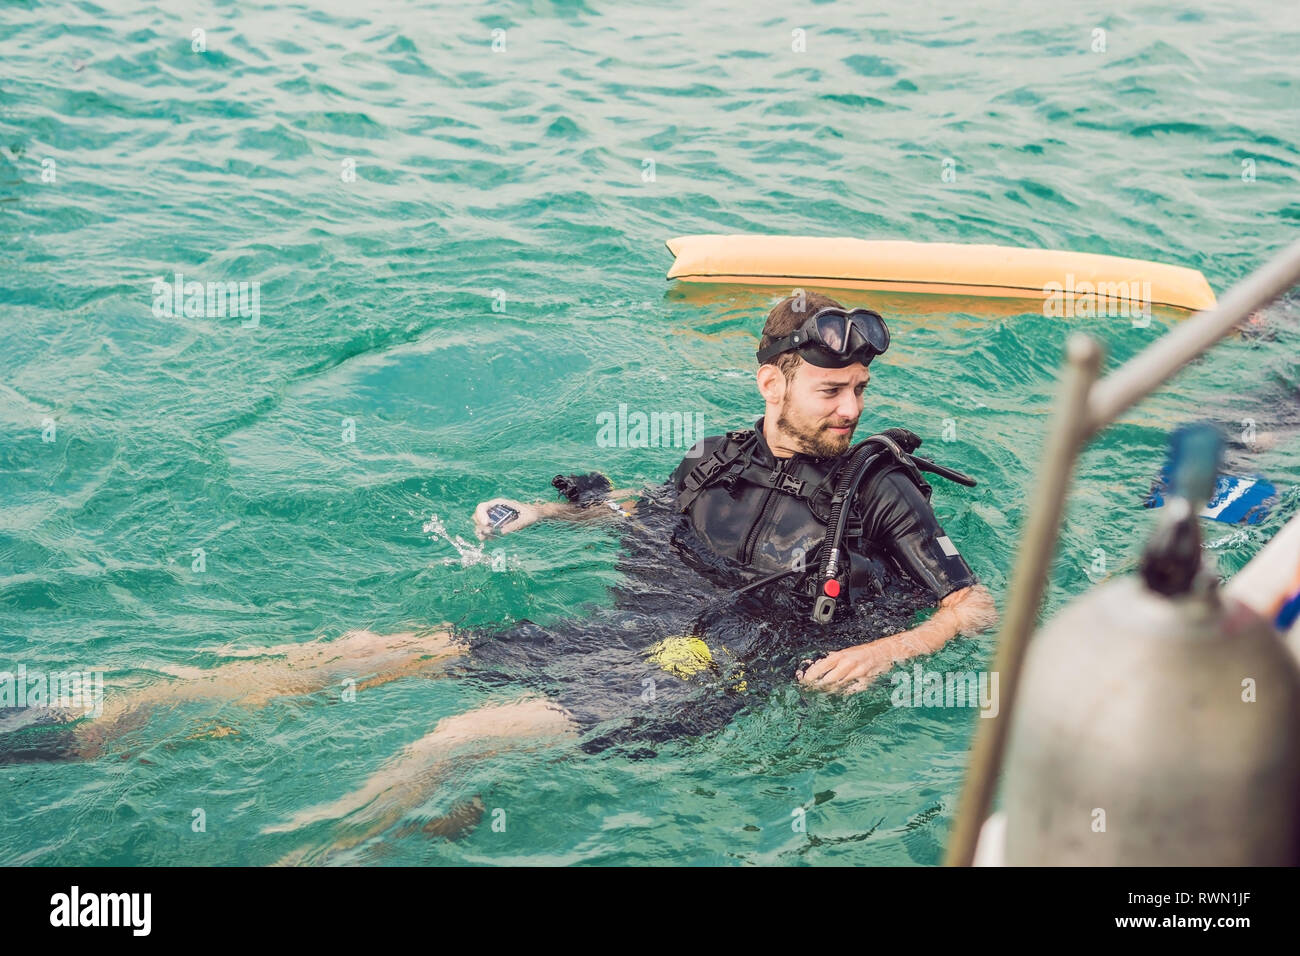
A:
[[1140, 423, 1222, 597]]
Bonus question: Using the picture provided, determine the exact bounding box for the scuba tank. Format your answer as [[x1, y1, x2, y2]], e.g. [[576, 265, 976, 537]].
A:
[[1000, 424, 1300, 864]]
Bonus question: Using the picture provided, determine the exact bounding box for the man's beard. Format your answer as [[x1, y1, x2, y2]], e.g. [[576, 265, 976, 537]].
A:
[[776, 400, 856, 458]]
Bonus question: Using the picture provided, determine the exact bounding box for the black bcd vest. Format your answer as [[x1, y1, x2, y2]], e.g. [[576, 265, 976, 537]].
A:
[[674, 428, 934, 600]]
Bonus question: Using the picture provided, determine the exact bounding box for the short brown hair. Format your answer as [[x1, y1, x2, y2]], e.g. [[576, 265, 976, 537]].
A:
[[758, 290, 846, 381]]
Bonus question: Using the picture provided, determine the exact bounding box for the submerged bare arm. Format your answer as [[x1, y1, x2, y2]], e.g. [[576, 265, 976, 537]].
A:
[[798, 583, 999, 694], [472, 488, 640, 540]]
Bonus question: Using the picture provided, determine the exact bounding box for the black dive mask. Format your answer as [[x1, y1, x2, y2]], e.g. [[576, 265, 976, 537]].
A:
[[756, 307, 891, 369]]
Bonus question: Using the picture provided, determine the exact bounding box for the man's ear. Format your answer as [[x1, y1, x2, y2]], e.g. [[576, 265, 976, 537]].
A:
[[756, 363, 787, 405]]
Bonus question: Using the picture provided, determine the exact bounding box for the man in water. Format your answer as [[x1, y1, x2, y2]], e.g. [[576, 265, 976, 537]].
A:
[[6, 292, 997, 860], [261, 291, 998, 858], [475, 291, 997, 692]]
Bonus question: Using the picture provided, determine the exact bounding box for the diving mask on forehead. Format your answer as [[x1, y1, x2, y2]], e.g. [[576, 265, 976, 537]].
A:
[[756, 307, 891, 369]]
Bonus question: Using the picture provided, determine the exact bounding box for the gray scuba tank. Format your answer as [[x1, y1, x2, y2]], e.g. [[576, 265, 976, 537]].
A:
[[1000, 425, 1300, 865]]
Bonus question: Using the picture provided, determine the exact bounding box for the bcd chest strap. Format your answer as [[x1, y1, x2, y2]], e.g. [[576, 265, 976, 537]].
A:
[[675, 429, 860, 519], [677, 428, 934, 529], [675, 429, 761, 513]]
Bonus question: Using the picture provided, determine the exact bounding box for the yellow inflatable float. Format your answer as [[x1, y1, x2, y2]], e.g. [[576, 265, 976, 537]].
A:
[[665, 234, 1217, 313]]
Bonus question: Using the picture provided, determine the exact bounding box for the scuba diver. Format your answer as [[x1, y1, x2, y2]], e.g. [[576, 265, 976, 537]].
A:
[[263, 290, 998, 859], [474, 291, 997, 692], [3, 291, 998, 862]]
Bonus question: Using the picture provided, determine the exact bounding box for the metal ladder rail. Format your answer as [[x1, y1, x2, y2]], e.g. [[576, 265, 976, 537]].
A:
[[945, 238, 1300, 867]]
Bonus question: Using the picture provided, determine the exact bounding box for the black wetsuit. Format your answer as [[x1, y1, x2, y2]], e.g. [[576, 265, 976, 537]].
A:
[[670, 415, 977, 603], [455, 416, 980, 757]]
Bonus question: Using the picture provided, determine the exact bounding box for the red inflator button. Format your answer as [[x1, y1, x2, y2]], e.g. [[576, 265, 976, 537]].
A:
[[823, 579, 840, 598]]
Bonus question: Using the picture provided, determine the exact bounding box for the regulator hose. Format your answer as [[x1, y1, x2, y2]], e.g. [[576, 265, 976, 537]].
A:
[[811, 435, 900, 624]]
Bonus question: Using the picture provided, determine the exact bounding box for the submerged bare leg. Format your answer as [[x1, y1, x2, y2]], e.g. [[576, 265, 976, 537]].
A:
[[9, 627, 465, 760], [268, 696, 578, 864]]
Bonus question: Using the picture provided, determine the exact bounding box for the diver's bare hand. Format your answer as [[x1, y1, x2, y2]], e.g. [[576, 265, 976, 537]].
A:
[[798, 642, 893, 695], [473, 498, 545, 540]]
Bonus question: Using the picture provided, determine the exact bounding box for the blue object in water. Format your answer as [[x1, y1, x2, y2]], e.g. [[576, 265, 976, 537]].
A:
[[1145, 467, 1278, 524], [1279, 589, 1300, 630]]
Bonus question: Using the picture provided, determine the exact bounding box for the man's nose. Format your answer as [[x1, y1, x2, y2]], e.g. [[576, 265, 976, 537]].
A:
[[836, 392, 862, 422]]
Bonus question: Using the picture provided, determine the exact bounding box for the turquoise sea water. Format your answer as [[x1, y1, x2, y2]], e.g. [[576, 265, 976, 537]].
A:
[[1, 0, 1298, 865]]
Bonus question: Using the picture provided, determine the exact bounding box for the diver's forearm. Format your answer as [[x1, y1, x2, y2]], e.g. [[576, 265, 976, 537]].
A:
[[535, 490, 638, 523], [535, 500, 613, 522], [875, 610, 963, 663], [536, 500, 584, 520], [870, 584, 998, 663]]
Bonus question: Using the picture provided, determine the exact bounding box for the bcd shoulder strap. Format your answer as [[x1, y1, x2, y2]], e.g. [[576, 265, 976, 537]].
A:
[[867, 433, 933, 501], [675, 429, 760, 512], [815, 435, 934, 531], [840, 437, 935, 543]]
